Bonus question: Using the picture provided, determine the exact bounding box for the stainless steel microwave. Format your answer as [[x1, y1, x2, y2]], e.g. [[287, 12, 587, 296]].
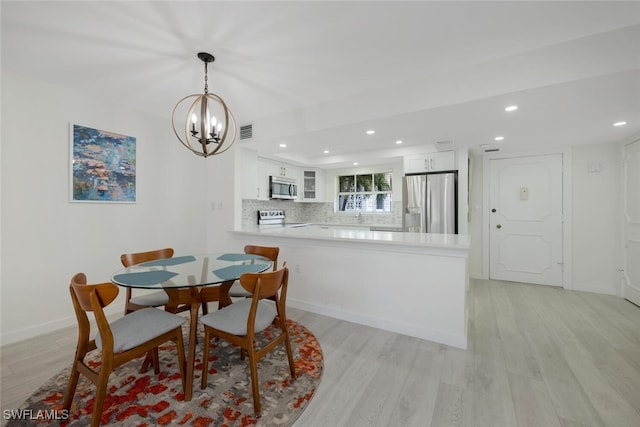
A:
[[269, 176, 298, 200]]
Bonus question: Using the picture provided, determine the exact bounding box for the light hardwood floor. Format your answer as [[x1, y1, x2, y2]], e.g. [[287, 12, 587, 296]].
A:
[[2, 279, 640, 426]]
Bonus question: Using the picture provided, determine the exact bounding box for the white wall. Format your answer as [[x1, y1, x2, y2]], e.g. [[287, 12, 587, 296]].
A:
[[456, 147, 470, 236], [0, 71, 235, 345], [468, 143, 622, 295], [571, 143, 622, 295], [468, 155, 484, 278]]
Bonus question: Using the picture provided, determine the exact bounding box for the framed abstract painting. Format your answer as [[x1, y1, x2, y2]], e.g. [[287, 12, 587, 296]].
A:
[[70, 123, 136, 203]]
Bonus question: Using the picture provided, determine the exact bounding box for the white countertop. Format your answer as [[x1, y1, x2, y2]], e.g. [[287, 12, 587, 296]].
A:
[[232, 224, 470, 252]]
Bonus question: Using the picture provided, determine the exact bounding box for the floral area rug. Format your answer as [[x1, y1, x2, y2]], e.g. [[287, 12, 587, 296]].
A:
[[8, 320, 323, 426]]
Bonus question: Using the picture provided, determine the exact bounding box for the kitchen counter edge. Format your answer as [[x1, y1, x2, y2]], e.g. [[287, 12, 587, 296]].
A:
[[231, 225, 470, 254]]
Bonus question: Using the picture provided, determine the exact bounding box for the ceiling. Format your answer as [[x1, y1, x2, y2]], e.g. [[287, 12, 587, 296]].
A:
[[2, 1, 639, 168]]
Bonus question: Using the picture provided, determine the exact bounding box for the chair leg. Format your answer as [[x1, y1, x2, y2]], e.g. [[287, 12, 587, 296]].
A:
[[174, 330, 187, 392], [151, 348, 160, 375], [64, 340, 90, 412], [91, 367, 112, 427], [247, 347, 262, 417], [140, 351, 153, 373], [62, 361, 81, 411], [282, 323, 296, 378], [200, 327, 211, 389]]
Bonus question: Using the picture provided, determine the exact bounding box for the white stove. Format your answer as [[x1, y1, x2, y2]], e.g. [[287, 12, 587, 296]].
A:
[[257, 209, 285, 226]]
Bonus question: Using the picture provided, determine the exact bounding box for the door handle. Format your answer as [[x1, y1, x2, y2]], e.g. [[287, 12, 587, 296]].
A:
[[496, 224, 502, 229]]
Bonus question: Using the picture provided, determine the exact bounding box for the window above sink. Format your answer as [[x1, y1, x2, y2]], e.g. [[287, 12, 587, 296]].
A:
[[337, 172, 392, 213]]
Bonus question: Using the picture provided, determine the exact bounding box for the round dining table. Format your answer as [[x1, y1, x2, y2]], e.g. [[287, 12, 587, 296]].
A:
[[111, 253, 272, 401]]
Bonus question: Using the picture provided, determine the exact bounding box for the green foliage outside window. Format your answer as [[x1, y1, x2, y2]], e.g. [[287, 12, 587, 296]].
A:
[[338, 172, 392, 212]]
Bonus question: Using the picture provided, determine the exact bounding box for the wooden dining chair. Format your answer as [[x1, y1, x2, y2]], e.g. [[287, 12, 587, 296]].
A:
[[120, 247, 190, 315], [200, 265, 295, 417], [200, 244, 280, 315], [63, 273, 186, 427]]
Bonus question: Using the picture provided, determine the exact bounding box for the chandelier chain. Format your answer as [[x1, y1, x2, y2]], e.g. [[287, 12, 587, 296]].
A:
[[204, 62, 209, 94]]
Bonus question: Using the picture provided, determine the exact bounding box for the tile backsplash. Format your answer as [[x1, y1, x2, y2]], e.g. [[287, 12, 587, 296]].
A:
[[241, 199, 402, 228]]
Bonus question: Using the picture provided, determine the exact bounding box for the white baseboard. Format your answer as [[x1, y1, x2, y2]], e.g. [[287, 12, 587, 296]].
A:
[[623, 283, 640, 307], [572, 283, 618, 296], [287, 298, 467, 350]]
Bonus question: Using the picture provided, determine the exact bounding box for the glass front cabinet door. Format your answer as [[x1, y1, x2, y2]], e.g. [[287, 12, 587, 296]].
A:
[[304, 171, 316, 200]]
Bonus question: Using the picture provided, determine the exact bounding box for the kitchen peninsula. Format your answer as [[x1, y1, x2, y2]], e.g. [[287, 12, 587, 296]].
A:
[[231, 225, 470, 349]]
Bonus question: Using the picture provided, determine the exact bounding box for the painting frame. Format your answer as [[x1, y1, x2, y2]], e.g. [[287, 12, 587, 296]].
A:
[[70, 123, 136, 203]]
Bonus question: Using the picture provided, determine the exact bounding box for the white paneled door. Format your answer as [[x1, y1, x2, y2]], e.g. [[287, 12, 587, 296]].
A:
[[623, 140, 640, 306], [489, 154, 564, 286]]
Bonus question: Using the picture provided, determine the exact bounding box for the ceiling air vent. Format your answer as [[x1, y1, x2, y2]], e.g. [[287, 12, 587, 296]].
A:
[[240, 124, 253, 140], [435, 140, 453, 151]]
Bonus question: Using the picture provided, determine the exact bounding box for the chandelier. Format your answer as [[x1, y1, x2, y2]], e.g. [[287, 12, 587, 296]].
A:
[[172, 52, 237, 157]]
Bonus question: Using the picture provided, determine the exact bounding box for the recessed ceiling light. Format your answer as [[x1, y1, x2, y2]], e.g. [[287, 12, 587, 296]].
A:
[[366, 130, 375, 135], [279, 143, 287, 148], [395, 140, 403, 144], [613, 121, 627, 127], [323, 150, 330, 154], [353, 162, 359, 166], [494, 136, 505, 141], [505, 105, 518, 112]]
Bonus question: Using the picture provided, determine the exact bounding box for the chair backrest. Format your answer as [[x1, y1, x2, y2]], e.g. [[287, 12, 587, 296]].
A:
[[69, 273, 120, 351], [239, 266, 288, 300], [239, 266, 289, 337], [244, 245, 279, 270], [120, 247, 174, 267], [71, 274, 119, 312]]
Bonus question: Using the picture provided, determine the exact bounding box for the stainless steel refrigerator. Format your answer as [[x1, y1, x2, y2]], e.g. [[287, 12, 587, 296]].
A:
[[402, 172, 458, 234]]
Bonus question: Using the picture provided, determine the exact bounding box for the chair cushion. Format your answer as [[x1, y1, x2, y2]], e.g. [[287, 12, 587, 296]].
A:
[[95, 308, 185, 353], [200, 299, 277, 335], [129, 290, 169, 306], [228, 281, 252, 298]]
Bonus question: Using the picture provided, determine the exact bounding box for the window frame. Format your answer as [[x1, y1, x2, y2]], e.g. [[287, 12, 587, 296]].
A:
[[337, 171, 393, 213]]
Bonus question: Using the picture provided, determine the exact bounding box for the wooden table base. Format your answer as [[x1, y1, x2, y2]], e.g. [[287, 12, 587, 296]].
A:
[[164, 281, 234, 401]]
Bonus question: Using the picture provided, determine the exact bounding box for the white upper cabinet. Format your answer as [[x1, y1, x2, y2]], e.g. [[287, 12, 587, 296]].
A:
[[260, 158, 302, 200], [238, 148, 269, 200], [265, 161, 300, 180], [404, 151, 457, 174], [256, 160, 269, 200], [302, 169, 325, 202]]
